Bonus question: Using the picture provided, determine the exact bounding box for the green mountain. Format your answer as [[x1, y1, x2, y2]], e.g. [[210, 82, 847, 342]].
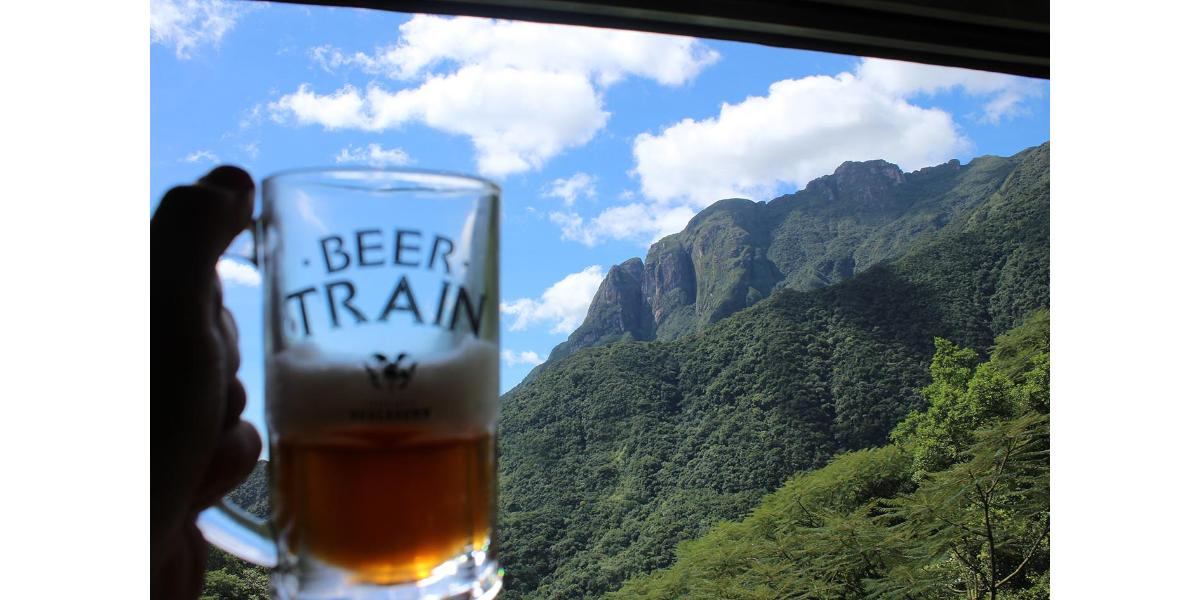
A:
[[204, 462, 271, 600], [544, 150, 1027, 366], [498, 142, 1048, 599], [607, 311, 1050, 599]]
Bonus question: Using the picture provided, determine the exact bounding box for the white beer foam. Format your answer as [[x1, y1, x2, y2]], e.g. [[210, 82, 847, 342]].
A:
[[267, 338, 498, 439]]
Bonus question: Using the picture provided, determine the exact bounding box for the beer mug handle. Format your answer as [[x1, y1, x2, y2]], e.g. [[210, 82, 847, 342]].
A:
[[198, 500, 277, 567], [194, 226, 279, 568]]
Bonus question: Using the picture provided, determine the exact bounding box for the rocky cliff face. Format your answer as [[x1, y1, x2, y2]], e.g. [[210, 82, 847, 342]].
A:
[[813, 159, 906, 204], [545, 258, 655, 363], [542, 153, 1013, 365]]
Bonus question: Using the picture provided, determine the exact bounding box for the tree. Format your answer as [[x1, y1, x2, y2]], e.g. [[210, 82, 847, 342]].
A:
[[1019, 352, 1049, 414], [202, 548, 270, 600], [200, 567, 270, 600], [607, 315, 1051, 600], [891, 338, 981, 479], [873, 414, 1049, 600]]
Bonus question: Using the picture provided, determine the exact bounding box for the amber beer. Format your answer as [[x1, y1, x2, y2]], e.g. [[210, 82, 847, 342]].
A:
[[267, 340, 499, 585], [273, 430, 494, 583]]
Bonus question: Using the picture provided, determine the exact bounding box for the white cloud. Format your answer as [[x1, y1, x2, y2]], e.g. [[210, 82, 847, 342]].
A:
[[550, 56, 1044, 247], [271, 16, 718, 177], [551, 203, 695, 247], [631, 70, 971, 207], [502, 349, 545, 367], [625, 58, 1044, 210], [239, 103, 265, 130], [183, 149, 219, 164], [344, 15, 719, 86], [217, 258, 260, 287], [542, 58, 1041, 248], [270, 69, 607, 176], [310, 45, 366, 73], [150, 0, 251, 59], [271, 68, 607, 176], [855, 57, 1043, 123], [543, 173, 597, 206], [335, 143, 412, 167], [981, 89, 1035, 124], [241, 142, 259, 159], [270, 84, 371, 129], [501, 265, 604, 334]]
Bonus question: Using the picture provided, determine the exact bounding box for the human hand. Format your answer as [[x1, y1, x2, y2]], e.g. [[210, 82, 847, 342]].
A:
[[151, 166, 263, 599]]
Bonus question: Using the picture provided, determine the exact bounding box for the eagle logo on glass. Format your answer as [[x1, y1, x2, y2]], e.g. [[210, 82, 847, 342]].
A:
[[365, 353, 418, 391]]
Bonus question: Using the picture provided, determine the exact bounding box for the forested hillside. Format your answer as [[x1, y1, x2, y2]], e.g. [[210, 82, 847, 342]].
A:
[[607, 311, 1050, 599], [498, 143, 1048, 598], [202, 463, 270, 600]]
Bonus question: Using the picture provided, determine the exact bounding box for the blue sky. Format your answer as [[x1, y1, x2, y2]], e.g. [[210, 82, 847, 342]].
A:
[[150, 0, 1049, 450]]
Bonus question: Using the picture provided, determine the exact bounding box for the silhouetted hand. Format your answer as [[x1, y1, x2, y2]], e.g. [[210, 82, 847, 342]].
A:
[[151, 166, 263, 600]]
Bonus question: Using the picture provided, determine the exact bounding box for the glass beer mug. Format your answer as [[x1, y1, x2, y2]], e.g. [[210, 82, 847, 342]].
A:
[[198, 168, 502, 600]]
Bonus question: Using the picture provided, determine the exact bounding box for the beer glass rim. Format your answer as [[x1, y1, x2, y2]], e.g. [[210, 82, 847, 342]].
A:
[[263, 167, 499, 196]]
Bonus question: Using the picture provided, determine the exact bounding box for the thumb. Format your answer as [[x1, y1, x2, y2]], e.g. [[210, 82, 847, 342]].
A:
[[151, 166, 255, 292]]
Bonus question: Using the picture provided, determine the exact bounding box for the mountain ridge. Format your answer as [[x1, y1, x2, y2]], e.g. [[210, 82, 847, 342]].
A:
[[540, 149, 1025, 368]]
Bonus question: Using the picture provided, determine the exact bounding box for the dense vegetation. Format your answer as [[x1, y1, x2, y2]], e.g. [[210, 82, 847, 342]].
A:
[[498, 143, 1048, 598], [197, 143, 1048, 599], [201, 463, 271, 600], [203, 549, 271, 600], [607, 311, 1049, 599]]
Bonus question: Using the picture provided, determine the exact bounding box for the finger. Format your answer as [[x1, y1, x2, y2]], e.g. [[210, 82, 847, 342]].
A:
[[192, 421, 263, 511], [199, 164, 255, 200], [198, 166, 255, 238], [154, 165, 254, 261], [152, 166, 255, 292], [222, 378, 247, 431], [213, 268, 224, 312], [220, 306, 240, 375]]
